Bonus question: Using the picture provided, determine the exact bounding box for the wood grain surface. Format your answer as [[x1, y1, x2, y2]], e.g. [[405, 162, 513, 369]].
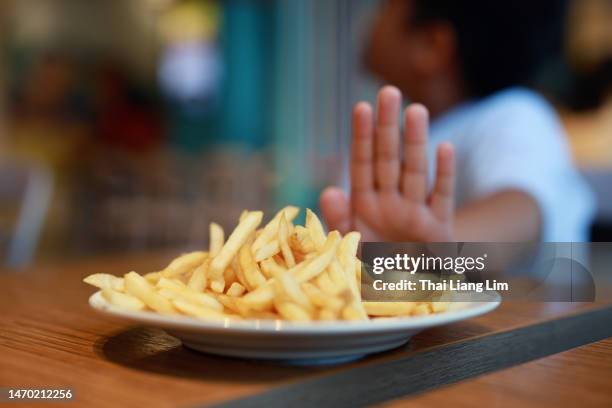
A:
[[382, 338, 612, 408], [0, 253, 610, 408]]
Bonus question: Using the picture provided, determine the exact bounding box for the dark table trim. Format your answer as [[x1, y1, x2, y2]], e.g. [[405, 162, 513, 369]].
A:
[[209, 305, 612, 408]]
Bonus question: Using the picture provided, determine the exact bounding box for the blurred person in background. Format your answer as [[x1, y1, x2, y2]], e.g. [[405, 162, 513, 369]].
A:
[[320, 0, 594, 242]]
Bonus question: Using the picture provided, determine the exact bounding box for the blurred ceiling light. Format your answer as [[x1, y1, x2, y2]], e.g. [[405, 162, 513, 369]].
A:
[[159, 42, 222, 103]]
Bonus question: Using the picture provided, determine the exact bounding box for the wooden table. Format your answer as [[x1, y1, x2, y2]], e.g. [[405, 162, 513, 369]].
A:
[[1, 253, 611, 408]]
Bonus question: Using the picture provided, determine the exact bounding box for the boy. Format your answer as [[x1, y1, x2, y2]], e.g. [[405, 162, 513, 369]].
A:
[[320, 0, 593, 242]]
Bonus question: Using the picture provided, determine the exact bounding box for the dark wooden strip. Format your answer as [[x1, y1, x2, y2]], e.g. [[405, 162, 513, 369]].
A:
[[208, 305, 612, 408]]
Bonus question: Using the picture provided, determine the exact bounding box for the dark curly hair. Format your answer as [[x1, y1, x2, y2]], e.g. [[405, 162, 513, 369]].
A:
[[412, 0, 568, 98]]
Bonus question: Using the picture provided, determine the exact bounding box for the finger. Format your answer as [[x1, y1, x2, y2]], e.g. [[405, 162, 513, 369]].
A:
[[374, 86, 402, 192], [430, 142, 455, 221], [401, 103, 429, 202], [350, 102, 375, 194], [320, 187, 351, 234]]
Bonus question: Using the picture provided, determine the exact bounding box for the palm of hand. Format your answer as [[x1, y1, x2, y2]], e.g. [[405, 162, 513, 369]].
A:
[[320, 86, 455, 242]]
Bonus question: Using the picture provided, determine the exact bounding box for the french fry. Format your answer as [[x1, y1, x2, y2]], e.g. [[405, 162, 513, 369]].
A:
[[254, 240, 280, 262], [144, 271, 162, 284], [318, 308, 338, 321], [83, 273, 124, 292], [209, 211, 263, 279], [275, 301, 311, 322], [338, 232, 361, 271], [101, 288, 145, 311], [252, 206, 300, 252], [305, 209, 327, 250], [363, 302, 417, 316], [293, 231, 340, 283], [172, 299, 227, 320], [226, 282, 246, 297], [237, 281, 275, 312], [239, 210, 249, 221], [412, 303, 433, 316], [432, 302, 450, 313], [290, 225, 316, 254], [274, 272, 312, 311], [85, 207, 449, 322], [224, 265, 237, 287], [327, 261, 348, 291], [278, 213, 296, 267], [260, 257, 286, 279], [341, 305, 365, 320], [301, 282, 344, 312], [161, 251, 208, 278], [209, 222, 224, 257], [157, 278, 223, 311], [156, 277, 186, 290], [233, 254, 253, 291], [124, 272, 175, 314], [314, 272, 338, 296], [187, 258, 209, 292], [210, 278, 225, 294], [213, 293, 241, 313], [239, 237, 267, 289]]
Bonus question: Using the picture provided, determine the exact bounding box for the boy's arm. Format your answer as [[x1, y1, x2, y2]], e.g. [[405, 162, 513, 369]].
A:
[[320, 86, 541, 243], [454, 190, 541, 242]]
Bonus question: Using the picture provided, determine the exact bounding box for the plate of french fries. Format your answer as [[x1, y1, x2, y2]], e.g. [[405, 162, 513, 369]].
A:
[[85, 207, 500, 364]]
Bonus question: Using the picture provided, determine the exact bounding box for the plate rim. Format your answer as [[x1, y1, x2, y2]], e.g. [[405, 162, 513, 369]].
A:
[[89, 290, 501, 334]]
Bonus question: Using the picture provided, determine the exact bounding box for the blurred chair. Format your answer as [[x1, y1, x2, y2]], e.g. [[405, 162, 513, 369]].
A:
[[0, 160, 53, 268]]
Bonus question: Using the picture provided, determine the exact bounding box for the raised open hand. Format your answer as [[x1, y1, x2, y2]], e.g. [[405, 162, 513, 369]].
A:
[[320, 86, 455, 242]]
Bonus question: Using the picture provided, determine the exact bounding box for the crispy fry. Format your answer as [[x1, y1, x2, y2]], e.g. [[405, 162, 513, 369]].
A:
[[226, 282, 246, 297], [124, 272, 175, 314], [293, 231, 340, 283], [209, 211, 263, 279], [318, 308, 338, 321], [275, 301, 311, 322], [314, 272, 338, 296], [209, 222, 224, 257], [341, 305, 365, 320], [305, 209, 326, 250], [157, 278, 223, 311], [101, 288, 144, 311], [210, 278, 225, 293], [254, 240, 280, 262], [83, 273, 124, 292], [252, 206, 300, 252], [363, 302, 417, 316], [301, 283, 344, 311], [412, 303, 433, 316], [237, 281, 275, 312], [172, 299, 227, 320], [290, 225, 316, 254], [187, 258, 209, 292], [432, 302, 450, 313], [274, 272, 312, 311], [213, 293, 240, 313], [239, 237, 267, 289], [233, 254, 253, 291], [259, 257, 286, 279], [161, 251, 208, 278], [278, 213, 296, 267], [86, 207, 448, 322], [144, 271, 162, 284]]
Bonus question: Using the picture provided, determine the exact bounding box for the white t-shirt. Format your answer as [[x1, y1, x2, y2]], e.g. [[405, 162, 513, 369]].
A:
[[429, 87, 594, 242]]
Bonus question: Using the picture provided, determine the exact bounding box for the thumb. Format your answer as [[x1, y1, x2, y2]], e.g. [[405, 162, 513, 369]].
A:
[[319, 186, 351, 234]]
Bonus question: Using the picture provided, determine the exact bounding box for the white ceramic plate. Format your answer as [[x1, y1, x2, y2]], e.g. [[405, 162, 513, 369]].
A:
[[89, 291, 500, 365]]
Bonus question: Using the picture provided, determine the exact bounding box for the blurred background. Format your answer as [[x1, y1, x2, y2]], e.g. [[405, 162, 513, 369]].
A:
[[0, 0, 610, 267]]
